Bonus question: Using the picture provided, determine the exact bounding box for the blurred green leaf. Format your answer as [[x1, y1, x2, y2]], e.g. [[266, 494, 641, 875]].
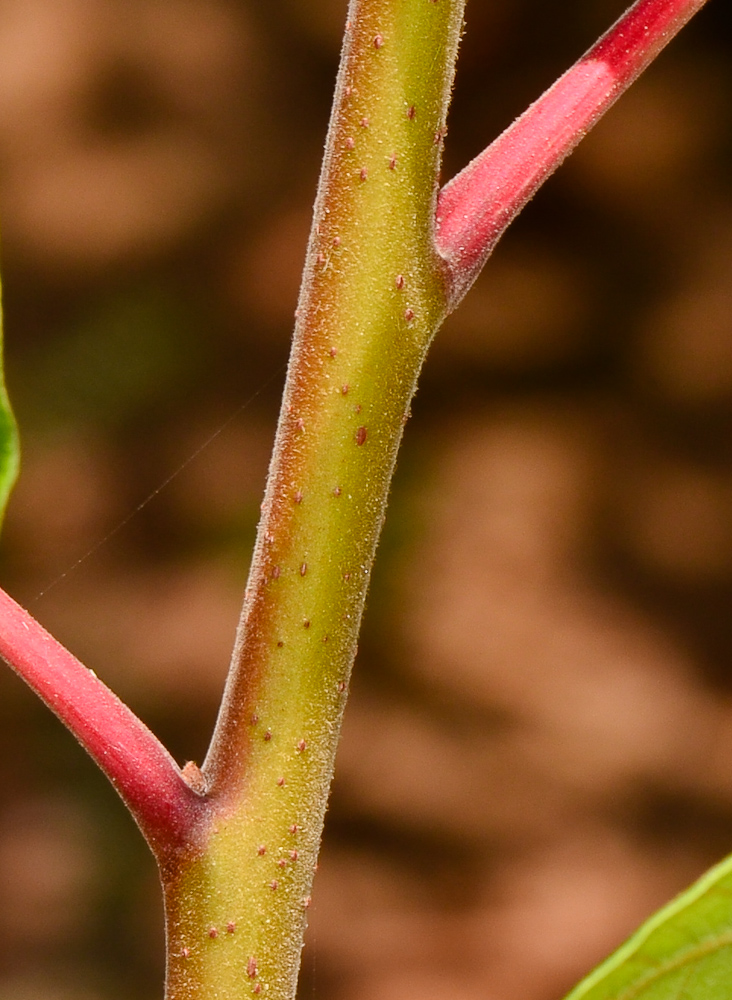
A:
[[566, 854, 732, 1000], [0, 279, 19, 525], [17, 285, 202, 431]]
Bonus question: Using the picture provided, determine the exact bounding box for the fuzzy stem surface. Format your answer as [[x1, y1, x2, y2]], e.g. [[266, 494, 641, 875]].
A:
[[160, 1, 465, 997]]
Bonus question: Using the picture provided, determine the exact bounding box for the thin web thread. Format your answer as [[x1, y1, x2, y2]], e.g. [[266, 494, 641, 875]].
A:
[[32, 363, 287, 603]]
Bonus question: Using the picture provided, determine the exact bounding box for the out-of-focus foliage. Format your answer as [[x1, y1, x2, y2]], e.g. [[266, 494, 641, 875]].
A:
[[0, 283, 18, 524], [0, 2, 731, 1000]]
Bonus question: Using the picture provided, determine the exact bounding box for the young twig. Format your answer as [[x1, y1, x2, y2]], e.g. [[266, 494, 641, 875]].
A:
[[436, 0, 710, 306], [0, 586, 206, 856]]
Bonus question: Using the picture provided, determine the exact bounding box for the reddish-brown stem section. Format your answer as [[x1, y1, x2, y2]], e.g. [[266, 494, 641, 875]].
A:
[[0, 587, 206, 857], [435, 0, 710, 307]]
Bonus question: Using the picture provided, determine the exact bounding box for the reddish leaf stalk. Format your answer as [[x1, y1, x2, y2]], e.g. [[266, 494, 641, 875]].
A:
[[0, 587, 206, 857], [435, 0, 710, 308]]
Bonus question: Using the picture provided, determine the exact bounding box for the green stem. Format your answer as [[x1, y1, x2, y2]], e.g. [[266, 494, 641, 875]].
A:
[[161, 1, 465, 997]]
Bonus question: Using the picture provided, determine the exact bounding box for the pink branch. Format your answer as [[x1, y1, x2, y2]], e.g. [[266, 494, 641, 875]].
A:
[[436, 0, 710, 308], [0, 587, 206, 855]]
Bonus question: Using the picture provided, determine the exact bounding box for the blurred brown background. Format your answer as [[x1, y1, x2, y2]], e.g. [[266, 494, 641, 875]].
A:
[[0, 1, 731, 998]]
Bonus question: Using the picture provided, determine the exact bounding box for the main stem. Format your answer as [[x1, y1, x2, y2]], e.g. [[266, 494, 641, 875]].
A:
[[161, 2, 464, 997]]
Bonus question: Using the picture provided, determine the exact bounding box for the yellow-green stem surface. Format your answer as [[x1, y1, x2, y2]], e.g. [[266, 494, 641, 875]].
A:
[[162, 1, 465, 998]]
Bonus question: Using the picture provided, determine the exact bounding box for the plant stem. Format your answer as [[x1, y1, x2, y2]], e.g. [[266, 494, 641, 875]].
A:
[[161, 1, 465, 997], [436, 0, 711, 307], [0, 586, 204, 856], [0, 1, 712, 997]]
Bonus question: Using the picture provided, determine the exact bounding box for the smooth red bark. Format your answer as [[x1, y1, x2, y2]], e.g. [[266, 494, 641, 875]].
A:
[[435, 0, 710, 307], [0, 587, 205, 856]]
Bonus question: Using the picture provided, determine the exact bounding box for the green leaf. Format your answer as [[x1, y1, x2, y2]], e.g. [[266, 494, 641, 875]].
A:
[[0, 279, 19, 525], [565, 854, 732, 1000]]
